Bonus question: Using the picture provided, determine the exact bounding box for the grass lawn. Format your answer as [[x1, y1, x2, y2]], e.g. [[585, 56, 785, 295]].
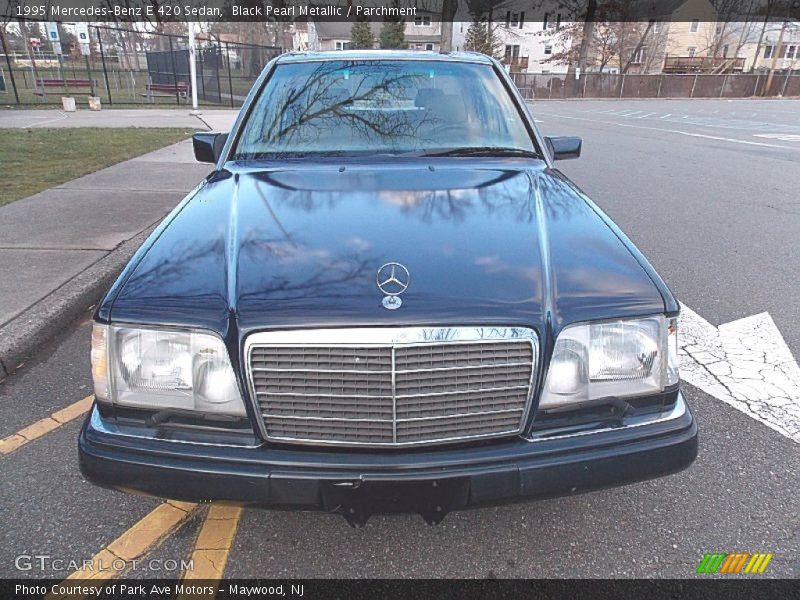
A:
[[0, 127, 195, 206]]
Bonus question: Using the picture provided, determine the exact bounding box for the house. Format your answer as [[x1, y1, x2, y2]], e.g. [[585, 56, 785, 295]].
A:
[[659, 0, 745, 73], [406, 8, 442, 51], [530, 0, 743, 75], [452, 1, 573, 74], [738, 23, 800, 73], [579, 0, 727, 75], [308, 22, 374, 51], [308, 13, 441, 52]]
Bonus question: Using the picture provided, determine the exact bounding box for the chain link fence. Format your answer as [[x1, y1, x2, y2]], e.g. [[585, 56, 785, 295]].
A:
[[511, 71, 800, 100], [0, 24, 281, 108]]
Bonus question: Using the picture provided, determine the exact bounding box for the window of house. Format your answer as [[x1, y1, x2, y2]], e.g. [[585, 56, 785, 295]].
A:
[[414, 15, 431, 27], [632, 45, 647, 64], [764, 45, 774, 59], [506, 12, 520, 27], [688, 47, 696, 57], [785, 45, 797, 59], [504, 45, 520, 61], [426, 43, 434, 51], [544, 45, 553, 55], [690, 19, 699, 33], [334, 41, 351, 51], [722, 44, 729, 57], [543, 13, 561, 29]]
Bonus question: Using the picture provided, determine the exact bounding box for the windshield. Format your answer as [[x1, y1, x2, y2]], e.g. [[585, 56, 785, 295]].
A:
[[232, 59, 538, 159]]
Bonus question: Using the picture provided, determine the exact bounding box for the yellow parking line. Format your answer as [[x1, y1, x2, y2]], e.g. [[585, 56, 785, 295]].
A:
[[46, 500, 199, 599], [0, 395, 93, 456], [178, 504, 243, 600]]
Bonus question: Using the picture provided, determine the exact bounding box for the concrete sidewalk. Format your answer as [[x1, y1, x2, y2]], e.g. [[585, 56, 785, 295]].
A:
[[0, 112, 238, 377], [0, 108, 238, 131]]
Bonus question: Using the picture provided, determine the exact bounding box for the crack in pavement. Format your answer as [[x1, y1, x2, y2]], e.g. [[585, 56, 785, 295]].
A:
[[679, 305, 800, 443]]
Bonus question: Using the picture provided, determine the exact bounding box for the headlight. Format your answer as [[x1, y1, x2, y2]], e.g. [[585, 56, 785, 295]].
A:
[[91, 324, 246, 417], [539, 315, 679, 411]]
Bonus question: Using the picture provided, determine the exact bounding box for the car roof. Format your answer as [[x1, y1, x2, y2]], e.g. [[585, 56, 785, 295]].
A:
[[275, 50, 495, 65]]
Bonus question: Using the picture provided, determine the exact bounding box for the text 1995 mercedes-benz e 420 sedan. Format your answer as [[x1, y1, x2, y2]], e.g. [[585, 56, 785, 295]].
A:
[[80, 51, 697, 526]]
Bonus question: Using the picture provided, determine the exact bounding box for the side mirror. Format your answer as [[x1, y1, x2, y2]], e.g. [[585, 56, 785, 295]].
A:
[[546, 136, 582, 161], [193, 132, 228, 164]]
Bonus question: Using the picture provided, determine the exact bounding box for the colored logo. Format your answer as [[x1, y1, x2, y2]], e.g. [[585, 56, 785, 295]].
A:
[[696, 552, 773, 574]]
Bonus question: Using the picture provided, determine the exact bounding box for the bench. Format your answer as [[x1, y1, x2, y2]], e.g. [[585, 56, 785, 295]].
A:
[[144, 80, 189, 102], [34, 78, 97, 98]]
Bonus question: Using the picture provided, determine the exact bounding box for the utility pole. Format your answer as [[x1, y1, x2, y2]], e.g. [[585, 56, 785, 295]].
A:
[[188, 22, 200, 114], [765, 2, 800, 94], [764, 19, 787, 95], [439, 0, 456, 52]]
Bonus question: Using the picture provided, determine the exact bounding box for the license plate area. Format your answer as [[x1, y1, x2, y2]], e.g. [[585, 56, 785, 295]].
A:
[[320, 477, 470, 526]]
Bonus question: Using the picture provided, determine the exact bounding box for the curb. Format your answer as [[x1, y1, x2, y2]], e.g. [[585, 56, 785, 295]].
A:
[[0, 225, 156, 379]]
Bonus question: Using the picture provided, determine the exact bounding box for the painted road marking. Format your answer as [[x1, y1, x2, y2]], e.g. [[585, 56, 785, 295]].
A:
[[0, 395, 93, 456], [46, 501, 199, 599], [754, 133, 800, 142], [178, 504, 243, 600], [574, 107, 800, 134], [680, 306, 800, 443], [542, 113, 800, 151]]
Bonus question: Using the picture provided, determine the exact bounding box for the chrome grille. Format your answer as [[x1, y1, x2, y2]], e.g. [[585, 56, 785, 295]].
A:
[[246, 327, 538, 447]]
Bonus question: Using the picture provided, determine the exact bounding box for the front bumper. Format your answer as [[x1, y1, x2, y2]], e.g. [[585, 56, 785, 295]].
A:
[[79, 394, 697, 525]]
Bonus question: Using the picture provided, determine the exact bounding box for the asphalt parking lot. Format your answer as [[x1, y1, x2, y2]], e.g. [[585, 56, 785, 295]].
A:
[[0, 99, 797, 580]]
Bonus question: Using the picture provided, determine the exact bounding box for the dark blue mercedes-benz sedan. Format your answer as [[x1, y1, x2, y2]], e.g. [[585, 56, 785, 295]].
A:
[[80, 51, 697, 525]]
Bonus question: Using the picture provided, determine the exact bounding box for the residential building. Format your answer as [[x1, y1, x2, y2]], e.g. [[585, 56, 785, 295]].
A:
[[452, 1, 573, 74], [307, 12, 440, 52], [659, 0, 744, 73], [739, 23, 800, 72], [406, 8, 442, 51]]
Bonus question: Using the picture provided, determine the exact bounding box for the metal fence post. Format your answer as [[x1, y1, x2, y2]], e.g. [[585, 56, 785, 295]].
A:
[[657, 74, 664, 98], [720, 73, 728, 98], [84, 55, 94, 96], [214, 45, 223, 104], [0, 27, 20, 104], [167, 35, 180, 105], [198, 48, 206, 102], [753, 74, 760, 97], [690, 73, 698, 98], [96, 27, 112, 104], [619, 73, 626, 97], [225, 42, 235, 108]]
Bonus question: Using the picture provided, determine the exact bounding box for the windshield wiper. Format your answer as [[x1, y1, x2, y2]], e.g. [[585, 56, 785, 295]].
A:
[[425, 146, 539, 158]]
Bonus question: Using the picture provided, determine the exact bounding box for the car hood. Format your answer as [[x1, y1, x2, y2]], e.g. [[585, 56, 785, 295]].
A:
[[108, 159, 666, 335]]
